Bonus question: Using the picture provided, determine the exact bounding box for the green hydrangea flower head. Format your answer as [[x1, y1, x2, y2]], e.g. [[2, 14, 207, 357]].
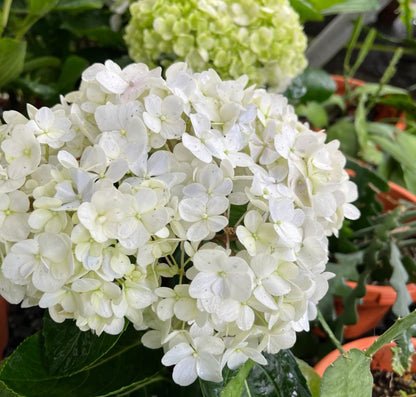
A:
[[124, 0, 307, 92]]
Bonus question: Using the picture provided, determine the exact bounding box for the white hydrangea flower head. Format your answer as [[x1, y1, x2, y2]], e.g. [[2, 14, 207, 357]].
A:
[[0, 60, 359, 386]]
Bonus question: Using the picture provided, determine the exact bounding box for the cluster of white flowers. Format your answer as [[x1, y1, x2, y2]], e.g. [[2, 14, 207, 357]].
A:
[[0, 61, 359, 386]]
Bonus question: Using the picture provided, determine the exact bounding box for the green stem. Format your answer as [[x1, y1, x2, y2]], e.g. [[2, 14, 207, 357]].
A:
[[115, 374, 168, 397], [23, 56, 61, 72], [1, 0, 13, 36], [15, 14, 38, 40], [398, 238, 416, 247], [317, 309, 345, 355], [352, 42, 415, 56], [366, 47, 403, 113]]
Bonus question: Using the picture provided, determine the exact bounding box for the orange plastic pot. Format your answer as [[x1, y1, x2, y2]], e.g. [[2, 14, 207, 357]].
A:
[[0, 297, 8, 360], [335, 183, 416, 339], [336, 281, 416, 339], [377, 181, 416, 212], [331, 75, 406, 131], [314, 336, 416, 377]]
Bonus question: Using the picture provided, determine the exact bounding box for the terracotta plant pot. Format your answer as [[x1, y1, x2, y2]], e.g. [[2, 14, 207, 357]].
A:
[[331, 75, 406, 131], [335, 183, 416, 339], [314, 336, 416, 377], [336, 282, 416, 339], [0, 297, 8, 360]]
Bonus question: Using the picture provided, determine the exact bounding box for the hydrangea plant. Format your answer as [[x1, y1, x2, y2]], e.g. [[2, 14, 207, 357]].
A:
[[0, 60, 358, 386], [124, 0, 308, 92]]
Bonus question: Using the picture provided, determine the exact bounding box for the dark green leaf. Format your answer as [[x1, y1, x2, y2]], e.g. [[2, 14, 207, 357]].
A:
[[57, 55, 89, 94], [0, 38, 26, 88], [0, 326, 165, 397], [60, 12, 124, 47], [201, 351, 311, 397], [42, 315, 124, 377], [284, 76, 307, 103], [319, 349, 372, 397], [243, 351, 312, 397], [14, 77, 57, 102], [298, 69, 336, 103], [229, 204, 247, 227], [288, 0, 322, 22], [56, 0, 104, 11], [0, 382, 19, 397]]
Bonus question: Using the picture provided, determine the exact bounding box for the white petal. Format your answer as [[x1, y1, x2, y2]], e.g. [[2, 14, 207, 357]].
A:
[[196, 352, 222, 382], [162, 343, 193, 366], [172, 356, 197, 386]]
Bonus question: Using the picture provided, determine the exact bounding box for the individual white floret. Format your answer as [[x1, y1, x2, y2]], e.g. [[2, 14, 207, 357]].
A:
[[143, 94, 186, 141], [2, 233, 74, 292], [1, 125, 41, 180], [188, 248, 253, 312], [77, 187, 128, 243], [162, 334, 224, 386], [0, 191, 30, 242], [26, 105, 74, 149], [183, 163, 232, 199]]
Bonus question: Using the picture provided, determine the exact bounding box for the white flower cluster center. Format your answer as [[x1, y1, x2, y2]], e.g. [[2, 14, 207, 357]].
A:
[[0, 61, 359, 386]]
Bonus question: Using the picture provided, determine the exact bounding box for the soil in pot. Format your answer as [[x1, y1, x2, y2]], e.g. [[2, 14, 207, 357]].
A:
[[372, 369, 416, 396]]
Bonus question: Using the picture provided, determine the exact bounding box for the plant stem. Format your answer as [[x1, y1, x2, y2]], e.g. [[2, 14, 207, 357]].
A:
[[1, 0, 13, 36], [23, 56, 61, 72], [317, 309, 345, 355]]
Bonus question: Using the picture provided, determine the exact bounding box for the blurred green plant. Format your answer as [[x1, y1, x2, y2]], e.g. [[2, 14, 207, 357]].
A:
[[0, 0, 127, 107]]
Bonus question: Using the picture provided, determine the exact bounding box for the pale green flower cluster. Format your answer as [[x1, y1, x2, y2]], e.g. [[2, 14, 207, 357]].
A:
[[124, 0, 307, 92]]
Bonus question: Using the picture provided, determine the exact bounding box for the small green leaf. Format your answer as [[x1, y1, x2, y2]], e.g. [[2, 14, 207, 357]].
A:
[[288, 0, 322, 22], [57, 55, 89, 94], [322, 0, 379, 14], [220, 360, 255, 397], [320, 349, 372, 397], [0, 38, 26, 88], [298, 68, 336, 103], [296, 359, 321, 397]]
